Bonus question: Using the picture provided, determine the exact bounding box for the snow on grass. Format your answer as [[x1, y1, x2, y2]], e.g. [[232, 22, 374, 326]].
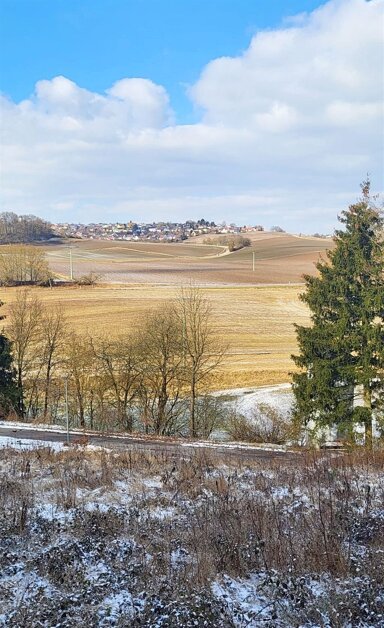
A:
[[182, 440, 287, 452], [213, 383, 293, 418], [142, 477, 163, 489], [212, 574, 275, 625], [150, 506, 176, 520], [0, 435, 64, 451], [98, 590, 134, 625], [0, 446, 383, 626], [212, 572, 331, 627], [230, 384, 293, 419], [0, 419, 68, 432]]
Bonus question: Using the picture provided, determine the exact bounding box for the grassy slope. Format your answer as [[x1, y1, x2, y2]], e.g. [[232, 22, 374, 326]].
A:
[[35, 232, 332, 285], [0, 284, 308, 389], [1, 233, 331, 388]]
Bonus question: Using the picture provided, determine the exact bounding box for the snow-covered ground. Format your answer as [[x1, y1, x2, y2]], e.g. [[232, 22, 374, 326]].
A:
[[0, 444, 382, 626], [215, 383, 293, 418], [0, 383, 380, 451], [0, 435, 64, 451]]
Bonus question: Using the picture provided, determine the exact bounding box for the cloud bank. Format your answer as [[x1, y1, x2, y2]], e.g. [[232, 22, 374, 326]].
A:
[[1, 0, 383, 231]]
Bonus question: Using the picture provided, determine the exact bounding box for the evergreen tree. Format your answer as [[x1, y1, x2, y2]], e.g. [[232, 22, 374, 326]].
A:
[[292, 181, 384, 447], [0, 302, 18, 416]]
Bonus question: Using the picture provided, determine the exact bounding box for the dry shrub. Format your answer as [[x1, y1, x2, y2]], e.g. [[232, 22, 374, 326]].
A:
[[74, 271, 102, 286], [0, 476, 33, 533], [0, 446, 383, 626], [227, 403, 293, 444]]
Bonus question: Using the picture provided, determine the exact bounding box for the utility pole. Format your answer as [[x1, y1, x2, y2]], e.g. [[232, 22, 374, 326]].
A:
[[69, 246, 73, 281], [64, 377, 70, 445], [252, 251, 255, 272]]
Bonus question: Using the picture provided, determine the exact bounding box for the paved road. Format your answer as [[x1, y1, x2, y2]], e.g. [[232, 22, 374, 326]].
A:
[[0, 426, 296, 462]]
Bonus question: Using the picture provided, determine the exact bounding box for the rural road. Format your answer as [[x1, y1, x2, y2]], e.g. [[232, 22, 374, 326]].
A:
[[0, 425, 296, 462]]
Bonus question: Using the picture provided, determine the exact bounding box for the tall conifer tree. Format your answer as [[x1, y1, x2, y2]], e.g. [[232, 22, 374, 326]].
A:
[[0, 301, 18, 415], [292, 181, 384, 446]]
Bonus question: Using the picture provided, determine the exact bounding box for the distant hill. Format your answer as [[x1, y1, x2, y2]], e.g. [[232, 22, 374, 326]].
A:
[[37, 232, 334, 286]]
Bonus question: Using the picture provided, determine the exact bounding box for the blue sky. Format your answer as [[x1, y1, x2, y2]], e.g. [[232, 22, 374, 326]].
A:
[[1, 0, 383, 230], [1, 0, 323, 122]]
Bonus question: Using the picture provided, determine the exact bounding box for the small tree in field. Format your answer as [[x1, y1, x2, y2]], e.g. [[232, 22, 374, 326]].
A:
[[292, 181, 383, 447]]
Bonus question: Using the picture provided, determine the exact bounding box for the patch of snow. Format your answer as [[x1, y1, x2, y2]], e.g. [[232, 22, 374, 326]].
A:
[[0, 435, 64, 451], [182, 440, 287, 452], [98, 590, 134, 625], [212, 574, 274, 625], [151, 506, 176, 520], [234, 385, 293, 420], [0, 420, 67, 432], [142, 477, 163, 489], [83, 501, 111, 513], [36, 503, 73, 523]]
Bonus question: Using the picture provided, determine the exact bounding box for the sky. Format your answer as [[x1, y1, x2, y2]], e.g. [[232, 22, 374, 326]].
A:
[[1, 0, 383, 232]]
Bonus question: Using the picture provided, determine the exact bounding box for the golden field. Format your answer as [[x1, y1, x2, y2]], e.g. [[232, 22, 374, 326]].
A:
[[0, 283, 309, 390], [0, 233, 331, 388]]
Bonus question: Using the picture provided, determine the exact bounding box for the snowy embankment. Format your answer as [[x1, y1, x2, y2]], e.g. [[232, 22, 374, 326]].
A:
[[0, 445, 383, 626], [214, 383, 293, 418], [0, 384, 293, 453], [0, 435, 64, 452]]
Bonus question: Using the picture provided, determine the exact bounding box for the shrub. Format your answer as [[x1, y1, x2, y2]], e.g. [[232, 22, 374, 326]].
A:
[[227, 403, 292, 444], [203, 235, 251, 251], [74, 271, 102, 286]]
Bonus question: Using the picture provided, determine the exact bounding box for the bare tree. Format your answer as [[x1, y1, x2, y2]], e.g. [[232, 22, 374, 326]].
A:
[[137, 306, 184, 435], [39, 305, 66, 420], [0, 244, 52, 285], [64, 333, 94, 429], [90, 335, 139, 431], [176, 285, 226, 437], [6, 289, 42, 416]]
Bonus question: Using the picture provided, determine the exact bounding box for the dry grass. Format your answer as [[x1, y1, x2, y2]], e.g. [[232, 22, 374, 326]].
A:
[[0, 284, 308, 389], [1, 233, 330, 389], [0, 446, 382, 626], [32, 232, 333, 285]]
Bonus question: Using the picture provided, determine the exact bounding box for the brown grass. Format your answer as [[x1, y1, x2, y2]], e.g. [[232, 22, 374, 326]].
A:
[[0, 284, 308, 389], [1, 233, 330, 389], [0, 446, 382, 626], [33, 232, 333, 285]]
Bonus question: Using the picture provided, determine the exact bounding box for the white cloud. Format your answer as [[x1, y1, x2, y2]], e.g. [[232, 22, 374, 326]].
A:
[[190, 0, 382, 128], [1, 0, 383, 232]]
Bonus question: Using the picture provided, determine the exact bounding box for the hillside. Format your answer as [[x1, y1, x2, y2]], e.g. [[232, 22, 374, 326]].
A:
[[38, 232, 333, 286]]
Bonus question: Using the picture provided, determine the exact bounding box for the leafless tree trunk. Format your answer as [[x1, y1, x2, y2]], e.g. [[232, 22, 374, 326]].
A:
[[137, 306, 183, 435], [64, 333, 94, 428], [90, 335, 139, 432], [176, 285, 226, 437], [39, 306, 66, 420], [7, 289, 42, 417]]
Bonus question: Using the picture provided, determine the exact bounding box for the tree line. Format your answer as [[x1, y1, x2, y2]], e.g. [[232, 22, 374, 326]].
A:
[[0, 286, 225, 438], [0, 212, 54, 244], [0, 245, 52, 286]]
